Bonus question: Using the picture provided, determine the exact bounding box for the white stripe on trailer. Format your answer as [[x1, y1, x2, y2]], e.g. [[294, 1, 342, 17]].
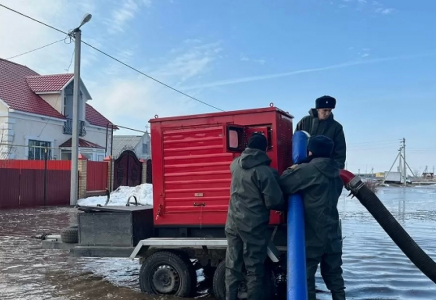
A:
[[129, 238, 282, 263]]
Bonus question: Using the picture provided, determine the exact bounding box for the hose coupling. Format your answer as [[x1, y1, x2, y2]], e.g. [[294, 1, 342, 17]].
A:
[[346, 176, 365, 194]]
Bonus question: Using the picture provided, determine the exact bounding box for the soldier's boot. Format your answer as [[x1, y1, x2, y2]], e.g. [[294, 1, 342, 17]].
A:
[[332, 291, 346, 300], [306, 256, 321, 300], [321, 252, 345, 300]]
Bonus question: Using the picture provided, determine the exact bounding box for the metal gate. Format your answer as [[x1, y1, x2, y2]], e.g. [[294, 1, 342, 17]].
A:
[[113, 150, 142, 190]]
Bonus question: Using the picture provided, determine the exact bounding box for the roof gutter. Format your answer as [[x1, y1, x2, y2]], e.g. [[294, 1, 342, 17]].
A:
[[34, 91, 62, 95], [9, 109, 65, 122]]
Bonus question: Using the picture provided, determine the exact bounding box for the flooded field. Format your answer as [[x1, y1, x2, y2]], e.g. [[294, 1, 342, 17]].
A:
[[0, 186, 436, 300]]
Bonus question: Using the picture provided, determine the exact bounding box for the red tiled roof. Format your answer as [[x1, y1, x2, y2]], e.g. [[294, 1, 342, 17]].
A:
[[26, 73, 73, 93], [59, 138, 104, 149], [0, 59, 116, 129], [86, 104, 118, 129], [0, 58, 65, 119]]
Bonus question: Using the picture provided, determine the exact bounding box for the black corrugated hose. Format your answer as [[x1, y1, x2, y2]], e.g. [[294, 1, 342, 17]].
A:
[[355, 184, 436, 283]]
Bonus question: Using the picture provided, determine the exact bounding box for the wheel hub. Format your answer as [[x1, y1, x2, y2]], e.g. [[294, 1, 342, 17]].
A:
[[152, 265, 180, 294]]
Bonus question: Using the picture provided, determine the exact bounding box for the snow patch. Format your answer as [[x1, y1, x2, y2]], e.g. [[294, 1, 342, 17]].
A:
[[77, 184, 153, 207]]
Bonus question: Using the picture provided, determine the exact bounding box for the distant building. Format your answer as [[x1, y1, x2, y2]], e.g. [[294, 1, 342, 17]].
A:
[[384, 171, 402, 183], [375, 172, 385, 178], [112, 133, 151, 160], [358, 173, 375, 179]]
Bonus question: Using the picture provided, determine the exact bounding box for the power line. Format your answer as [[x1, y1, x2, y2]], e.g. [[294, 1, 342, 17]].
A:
[[6, 39, 65, 60], [112, 124, 148, 134], [347, 147, 399, 151], [80, 41, 225, 112], [0, 4, 67, 35], [0, 3, 225, 112], [347, 139, 399, 146], [66, 49, 75, 72]]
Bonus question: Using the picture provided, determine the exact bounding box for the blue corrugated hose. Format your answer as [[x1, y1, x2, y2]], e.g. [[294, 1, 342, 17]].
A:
[[287, 130, 309, 300]]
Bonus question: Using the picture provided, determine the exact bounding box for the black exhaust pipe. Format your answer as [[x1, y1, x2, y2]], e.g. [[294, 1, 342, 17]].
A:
[[340, 170, 436, 284]]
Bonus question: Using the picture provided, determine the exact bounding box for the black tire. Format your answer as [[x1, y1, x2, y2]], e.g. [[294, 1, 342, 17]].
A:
[[212, 261, 227, 300], [139, 251, 197, 297], [212, 260, 276, 300], [60, 227, 78, 244]]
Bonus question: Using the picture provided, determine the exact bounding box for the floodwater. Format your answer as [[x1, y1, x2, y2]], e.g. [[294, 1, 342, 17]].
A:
[[0, 186, 436, 300]]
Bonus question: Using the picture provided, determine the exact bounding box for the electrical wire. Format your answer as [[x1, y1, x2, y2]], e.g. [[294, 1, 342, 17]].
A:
[[347, 139, 399, 146], [0, 3, 225, 112], [3, 4, 434, 156], [80, 40, 225, 111], [66, 49, 75, 72], [0, 4, 67, 35], [5, 39, 64, 60], [113, 124, 148, 134]]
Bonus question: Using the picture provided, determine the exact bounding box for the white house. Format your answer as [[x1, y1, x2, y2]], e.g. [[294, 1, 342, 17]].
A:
[[112, 133, 151, 160], [0, 58, 117, 161]]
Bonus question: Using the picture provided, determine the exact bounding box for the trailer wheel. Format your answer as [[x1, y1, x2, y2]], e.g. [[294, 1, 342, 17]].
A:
[[212, 260, 276, 300], [139, 251, 196, 297], [60, 226, 78, 244]]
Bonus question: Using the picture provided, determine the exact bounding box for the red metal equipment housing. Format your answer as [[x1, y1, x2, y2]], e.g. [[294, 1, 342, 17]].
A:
[[149, 106, 294, 227]]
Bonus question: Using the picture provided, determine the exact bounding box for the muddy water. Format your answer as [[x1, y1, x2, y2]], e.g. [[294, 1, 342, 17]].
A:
[[0, 186, 436, 300]]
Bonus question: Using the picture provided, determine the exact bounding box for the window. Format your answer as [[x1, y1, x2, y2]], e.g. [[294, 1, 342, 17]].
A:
[[229, 130, 239, 148], [28, 140, 51, 160], [227, 126, 244, 152], [63, 95, 67, 116], [61, 151, 72, 160], [142, 143, 148, 154]]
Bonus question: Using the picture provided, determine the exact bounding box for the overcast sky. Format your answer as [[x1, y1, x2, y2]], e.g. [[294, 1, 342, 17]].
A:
[[0, 0, 435, 173]]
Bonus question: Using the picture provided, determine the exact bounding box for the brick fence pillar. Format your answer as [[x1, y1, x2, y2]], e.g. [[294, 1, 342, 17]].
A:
[[104, 156, 114, 192], [140, 159, 147, 184], [78, 154, 88, 199]]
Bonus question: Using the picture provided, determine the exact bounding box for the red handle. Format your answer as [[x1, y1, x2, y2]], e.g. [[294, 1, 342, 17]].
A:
[[340, 169, 355, 186]]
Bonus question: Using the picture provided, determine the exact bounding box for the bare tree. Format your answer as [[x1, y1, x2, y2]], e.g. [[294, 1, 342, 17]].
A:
[[365, 180, 379, 194]]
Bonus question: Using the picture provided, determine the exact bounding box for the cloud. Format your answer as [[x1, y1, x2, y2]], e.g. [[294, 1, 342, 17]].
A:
[[0, 1, 88, 74], [88, 40, 223, 129], [183, 38, 202, 44], [240, 54, 266, 65], [338, 0, 395, 14], [254, 59, 266, 65], [182, 53, 434, 90], [359, 48, 371, 58], [154, 41, 222, 82], [106, 0, 152, 34], [371, 1, 395, 14], [0, 1, 221, 132], [376, 7, 395, 14]]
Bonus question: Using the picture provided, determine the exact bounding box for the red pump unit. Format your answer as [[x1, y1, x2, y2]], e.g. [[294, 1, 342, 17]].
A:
[[149, 106, 294, 226]]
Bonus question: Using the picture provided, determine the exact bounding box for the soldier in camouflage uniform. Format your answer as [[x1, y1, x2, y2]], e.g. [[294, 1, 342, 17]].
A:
[[296, 95, 347, 169], [225, 133, 285, 300], [280, 135, 346, 300]]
